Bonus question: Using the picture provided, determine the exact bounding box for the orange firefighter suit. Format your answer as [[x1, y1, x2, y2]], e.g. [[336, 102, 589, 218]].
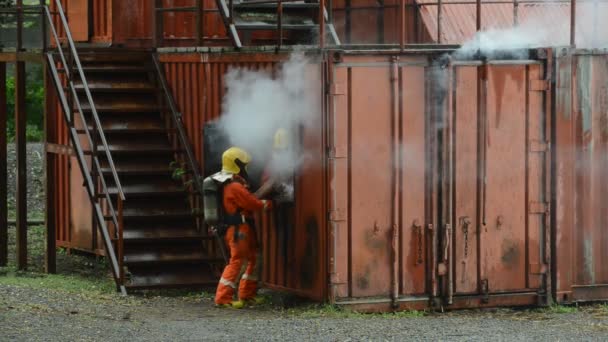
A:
[[214, 176, 268, 305]]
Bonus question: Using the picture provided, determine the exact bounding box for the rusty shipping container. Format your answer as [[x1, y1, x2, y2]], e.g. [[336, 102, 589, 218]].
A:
[[46, 46, 608, 311], [553, 48, 608, 304]]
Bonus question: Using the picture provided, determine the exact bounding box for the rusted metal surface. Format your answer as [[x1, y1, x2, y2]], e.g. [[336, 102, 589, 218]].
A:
[[0, 62, 6, 267], [158, 52, 327, 300], [66, 0, 88, 41], [554, 49, 608, 303], [328, 52, 551, 308], [332, 0, 422, 44]]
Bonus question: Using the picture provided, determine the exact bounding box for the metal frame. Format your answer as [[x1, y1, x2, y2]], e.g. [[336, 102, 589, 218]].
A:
[[43, 0, 127, 294]]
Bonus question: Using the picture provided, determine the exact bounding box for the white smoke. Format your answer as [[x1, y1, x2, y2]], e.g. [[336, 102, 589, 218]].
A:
[[217, 52, 320, 177], [455, 2, 608, 59]]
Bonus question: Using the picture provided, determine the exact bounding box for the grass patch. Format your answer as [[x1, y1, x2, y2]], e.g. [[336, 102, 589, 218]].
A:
[[0, 267, 115, 295]]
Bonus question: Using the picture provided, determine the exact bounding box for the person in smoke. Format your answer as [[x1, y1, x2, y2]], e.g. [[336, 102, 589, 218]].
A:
[[214, 147, 271, 309], [258, 128, 296, 270]]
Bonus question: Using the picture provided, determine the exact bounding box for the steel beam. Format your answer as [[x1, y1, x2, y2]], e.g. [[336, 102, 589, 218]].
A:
[[15, 61, 27, 270], [0, 62, 6, 267], [44, 66, 56, 274]]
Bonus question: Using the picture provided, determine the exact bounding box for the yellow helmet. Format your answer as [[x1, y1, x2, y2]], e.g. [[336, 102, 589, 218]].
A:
[[222, 147, 251, 174], [273, 128, 289, 150]]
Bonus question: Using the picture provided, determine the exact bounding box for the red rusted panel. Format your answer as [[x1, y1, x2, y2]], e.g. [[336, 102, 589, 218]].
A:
[[67, 0, 89, 41], [554, 51, 608, 303], [159, 53, 326, 300], [332, 0, 422, 44], [330, 54, 433, 302], [452, 65, 479, 294], [91, 0, 111, 43]]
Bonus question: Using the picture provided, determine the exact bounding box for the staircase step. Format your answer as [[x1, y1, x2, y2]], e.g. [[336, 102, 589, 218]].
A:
[[100, 159, 173, 176], [123, 224, 211, 241], [125, 265, 218, 289], [235, 22, 316, 30], [124, 244, 220, 265], [99, 183, 186, 198], [76, 52, 151, 63], [235, 2, 319, 10]]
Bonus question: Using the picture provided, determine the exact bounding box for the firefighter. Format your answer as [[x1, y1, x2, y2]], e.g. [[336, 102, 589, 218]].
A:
[[214, 147, 271, 309]]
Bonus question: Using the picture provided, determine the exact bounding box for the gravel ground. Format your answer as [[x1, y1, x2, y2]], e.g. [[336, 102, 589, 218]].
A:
[[1, 282, 608, 341], [2, 143, 608, 341], [7, 143, 45, 218]]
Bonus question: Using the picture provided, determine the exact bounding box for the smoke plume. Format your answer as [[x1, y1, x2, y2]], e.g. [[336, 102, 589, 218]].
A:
[[216, 52, 320, 177], [455, 2, 608, 59]]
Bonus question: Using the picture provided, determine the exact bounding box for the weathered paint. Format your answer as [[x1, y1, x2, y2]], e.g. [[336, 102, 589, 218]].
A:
[[45, 47, 608, 310], [554, 50, 608, 303]]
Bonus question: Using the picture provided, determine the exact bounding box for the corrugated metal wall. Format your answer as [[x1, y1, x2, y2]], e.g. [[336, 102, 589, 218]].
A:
[[554, 50, 608, 303], [46, 48, 608, 308], [158, 53, 327, 300]]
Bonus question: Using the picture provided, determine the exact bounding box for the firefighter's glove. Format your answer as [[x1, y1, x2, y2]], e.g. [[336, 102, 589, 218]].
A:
[[262, 200, 272, 211]]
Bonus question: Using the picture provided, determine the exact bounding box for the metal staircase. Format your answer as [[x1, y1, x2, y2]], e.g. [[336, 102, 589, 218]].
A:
[[216, 0, 340, 48], [44, 1, 222, 292]]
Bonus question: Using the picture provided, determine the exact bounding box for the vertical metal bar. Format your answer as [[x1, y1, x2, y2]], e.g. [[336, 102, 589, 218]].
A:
[[277, 0, 283, 49], [319, 0, 326, 48], [390, 56, 400, 308], [0, 62, 6, 267], [229, 0, 234, 24], [196, 0, 202, 46], [154, 0, 163, 48], [437, 0, 442, 43], [513, 0, 519, 26], [400, 0, 405, 50], [43, 64, 56, 274], [118, 196, 124, 285], [377, 0, 385, 44], [570, 0, 576, 46], [15, 61, 27, 270], [476, 0, 482, 32], [17, 0, 23, 51], [41, 0, 47, 51], [345, 0, 351, 44]]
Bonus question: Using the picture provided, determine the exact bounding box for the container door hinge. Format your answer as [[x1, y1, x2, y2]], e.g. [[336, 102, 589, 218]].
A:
[[328, 208, 346, 222], [529, 202, 550, 215], [481, 279, 490, 303], [327, 146, 347, 159], [529, 140, 550, 153], [529, 79, 550, 91], [329, 82, 345, 96]]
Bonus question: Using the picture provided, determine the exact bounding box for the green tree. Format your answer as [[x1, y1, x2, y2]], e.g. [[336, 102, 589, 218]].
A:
[[5, 63, 45, 142]]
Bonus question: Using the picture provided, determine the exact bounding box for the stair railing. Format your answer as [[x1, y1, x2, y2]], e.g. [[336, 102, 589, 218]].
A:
[[43, 0, 127, 294], [152, 54, 204, 199], [153, 0, 336, 49]]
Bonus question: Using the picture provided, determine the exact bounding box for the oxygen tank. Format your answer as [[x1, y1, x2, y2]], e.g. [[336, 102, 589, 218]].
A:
[[202, 176, 220, 226]]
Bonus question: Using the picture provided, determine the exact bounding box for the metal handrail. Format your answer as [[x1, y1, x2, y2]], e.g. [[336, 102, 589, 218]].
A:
[[152, 55, 204, 195], [43, 0, 127, 293], [154, 0, 330, 48]]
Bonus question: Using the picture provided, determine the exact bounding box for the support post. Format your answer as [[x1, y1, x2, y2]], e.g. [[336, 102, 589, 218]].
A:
[[154, 0, 164, 48], [400, 0, 405, 50], [319, 0, 326, 48], [17, 0, 23, 51], [196, 0, 202, 46], [40, 0, 47, 51], [0, 62, 6, 267], [44, 67, 55, 274], [15, 62, 27, 270], [570, 0, 576, 46], [476, 0, 481, 32], [437, 0, 442, 43]]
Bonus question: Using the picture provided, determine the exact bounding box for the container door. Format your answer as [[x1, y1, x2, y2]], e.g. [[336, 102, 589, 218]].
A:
[[449, 61, 550, 300]]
